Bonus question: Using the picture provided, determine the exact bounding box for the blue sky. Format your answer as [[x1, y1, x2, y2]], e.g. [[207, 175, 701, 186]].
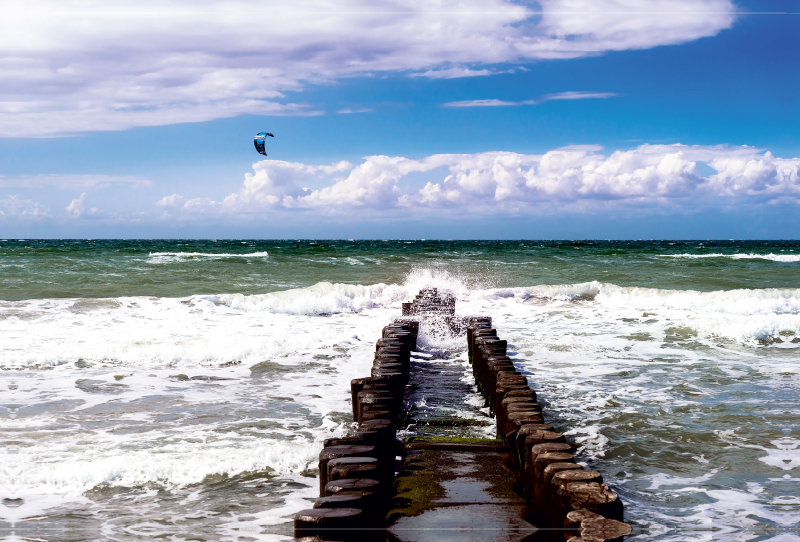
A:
[[0, 0, 798, 239]]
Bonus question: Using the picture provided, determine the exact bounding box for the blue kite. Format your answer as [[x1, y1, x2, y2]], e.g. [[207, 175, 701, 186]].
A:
[[254, 132, 274, 155]]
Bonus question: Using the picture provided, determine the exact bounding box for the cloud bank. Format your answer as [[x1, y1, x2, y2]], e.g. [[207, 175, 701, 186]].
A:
[[174, 144, 800, 218], [0, 0, 737, 136], [0, 195, 45, 218]]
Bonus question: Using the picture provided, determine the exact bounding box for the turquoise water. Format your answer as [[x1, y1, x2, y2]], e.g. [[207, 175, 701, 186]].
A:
[[1, 239, 799, 540]]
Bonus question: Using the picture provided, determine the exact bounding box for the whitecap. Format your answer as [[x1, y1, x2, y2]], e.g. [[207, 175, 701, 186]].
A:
[[147, 251, 269, 263], [664, 253, 800, 262]]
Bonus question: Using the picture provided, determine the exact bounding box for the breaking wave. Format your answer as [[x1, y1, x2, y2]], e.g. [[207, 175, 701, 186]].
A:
[[2, 274, 798, 370]]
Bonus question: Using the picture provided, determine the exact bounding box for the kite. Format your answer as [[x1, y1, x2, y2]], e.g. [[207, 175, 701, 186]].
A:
[[254, 132, 274, 155]]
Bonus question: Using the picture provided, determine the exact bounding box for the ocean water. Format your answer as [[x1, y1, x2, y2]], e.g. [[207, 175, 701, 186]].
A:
[[1, 239, 799, 541]]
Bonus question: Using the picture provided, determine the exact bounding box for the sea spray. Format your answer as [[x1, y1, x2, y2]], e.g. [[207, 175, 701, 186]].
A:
[[2, 240, 800, 541]]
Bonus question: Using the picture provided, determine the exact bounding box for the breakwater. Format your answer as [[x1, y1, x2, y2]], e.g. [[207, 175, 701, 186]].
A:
[[295, 288, 633, 541]]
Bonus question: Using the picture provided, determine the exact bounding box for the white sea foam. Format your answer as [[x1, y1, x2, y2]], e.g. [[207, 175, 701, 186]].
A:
[[759, 438, 800, 471], [147, 251, 269, 263], [0, 436, 321, 495], [464, 282, 800, 342], [2, 269, 800, 539], [2, 278, 799, 371], [213, 281, 407, 315], [664, 253, 800, 262], [0, 312, 377, 520]]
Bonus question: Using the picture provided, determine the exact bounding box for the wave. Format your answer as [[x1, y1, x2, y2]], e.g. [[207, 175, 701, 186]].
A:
[[471, 281, 800, 342], [4, 277, 800, 321], [2, 274, 799, 370], [663, 253, 800, 262], [481, 281, 800, 315], [206, 281, 405, 315], [0, 438, 321, 496], [147, 251, 269, 263]]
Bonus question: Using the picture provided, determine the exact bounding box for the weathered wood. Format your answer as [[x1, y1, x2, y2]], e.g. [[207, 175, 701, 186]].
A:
[[313, 491, 374, 512], [318, 445, 375, 496], [579, 517, 632, 541], [551, 470, 603, 524], [329, 462, 380, 482], [532, 452, 576, 511], [327, 457, 379, 483], [324, 477, 381, 496], [562, 483, 624, 521], [293, 507, 363, 538], [564, 510, 603, 540]]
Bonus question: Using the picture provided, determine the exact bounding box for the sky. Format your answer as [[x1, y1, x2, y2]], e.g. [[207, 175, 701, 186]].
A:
[[0, 0, 798, 239]]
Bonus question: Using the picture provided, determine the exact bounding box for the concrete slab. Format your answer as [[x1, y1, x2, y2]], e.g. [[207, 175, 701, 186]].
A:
[[405, 437, 508, 453], [403, 449, 515, 478], [389, 448, 534, 536], [388, 504, 537, 542]]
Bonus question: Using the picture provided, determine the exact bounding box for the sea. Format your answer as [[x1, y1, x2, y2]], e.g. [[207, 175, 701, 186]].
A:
[[1, 239, 799, 541]]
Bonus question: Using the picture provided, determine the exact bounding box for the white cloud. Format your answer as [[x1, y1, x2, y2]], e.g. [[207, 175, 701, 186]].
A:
[[539, 91, 620, 102], [65, 192, 100, 218], [0, 174, 152, 189], [0, 195, 45, 218], [411, 68, 495, 79], [0, 0, 736, 136], [443, 91, 620, 107], [704, 151, 800, 198], [336, 108, 372, 114], [182, 144, 800, 217], [444, 99, 520, 108], [156, 194, 185, 207], [184, 159, 354, 214]]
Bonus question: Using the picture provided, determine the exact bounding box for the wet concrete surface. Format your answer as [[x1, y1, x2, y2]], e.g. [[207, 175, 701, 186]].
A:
[[402, 351, 493, 439]]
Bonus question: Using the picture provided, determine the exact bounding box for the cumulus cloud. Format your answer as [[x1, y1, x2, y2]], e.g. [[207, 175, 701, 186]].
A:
[[65, 192, 100, 218], [184, 160, 354, 214], [0, 195, 45, 218], [0, 0, 736, 136], [156, 194, 186, 208], [181, 144, 800, 216], [443, 91, 620, 107]]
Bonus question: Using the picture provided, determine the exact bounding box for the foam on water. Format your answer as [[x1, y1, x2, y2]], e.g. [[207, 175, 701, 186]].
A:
[[1, 277, 798, 370], [4, 428, 320, 494], [214, 281, 407, 316], [462, 281, 800, 540], [1, 301, 400, 535], [468, 282, 800, 342], [2, 268, 800, 539], [147, 251, 269, 263], [665, 253, 800, 262]]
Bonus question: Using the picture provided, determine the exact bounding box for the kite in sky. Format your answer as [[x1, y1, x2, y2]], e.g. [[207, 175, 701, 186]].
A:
[[254, 132, 274, 155]]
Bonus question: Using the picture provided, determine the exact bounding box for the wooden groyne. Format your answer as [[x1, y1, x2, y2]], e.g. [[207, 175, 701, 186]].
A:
[[294, 288, 632, 541]]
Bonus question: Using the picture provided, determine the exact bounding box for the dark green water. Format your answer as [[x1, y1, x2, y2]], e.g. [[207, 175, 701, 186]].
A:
[[2, 239, 799, 300]]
